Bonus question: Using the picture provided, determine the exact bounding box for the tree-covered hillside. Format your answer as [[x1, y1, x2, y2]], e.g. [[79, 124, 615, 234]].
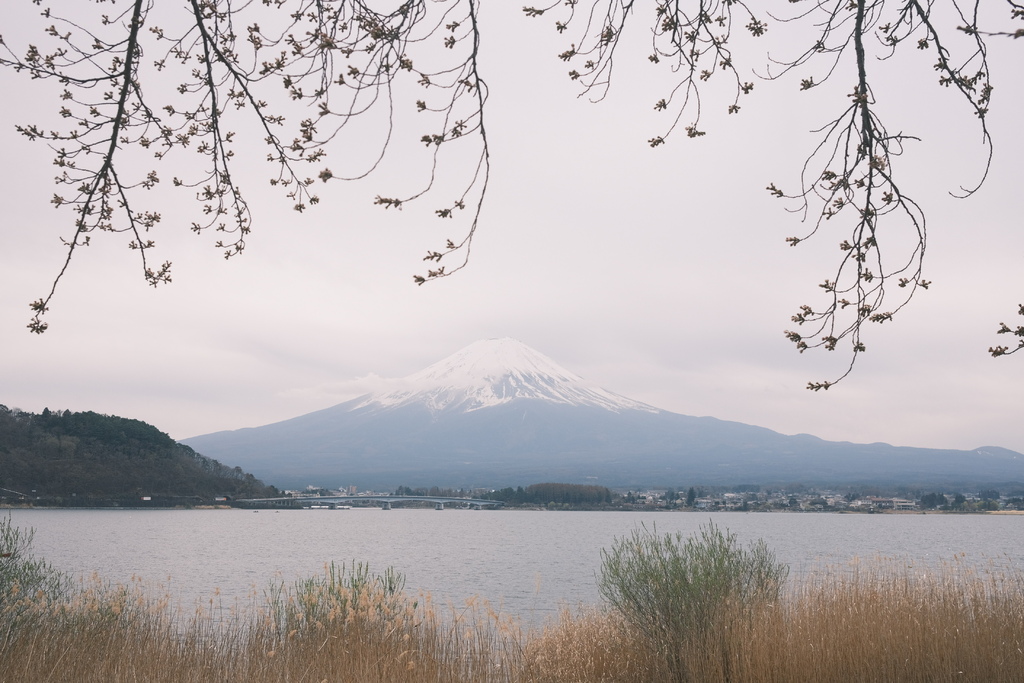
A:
[[0, 406, 277, 504]]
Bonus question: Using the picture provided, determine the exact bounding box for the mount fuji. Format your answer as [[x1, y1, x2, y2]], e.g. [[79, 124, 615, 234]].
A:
[[349, 338, 659, 415], [182, 338, 1024, 490]]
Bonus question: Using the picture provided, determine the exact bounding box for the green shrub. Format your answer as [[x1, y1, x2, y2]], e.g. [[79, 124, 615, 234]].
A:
[[1, 515, 72, 653], [598, 522, 788, 681], [1, 515, 69, 606]]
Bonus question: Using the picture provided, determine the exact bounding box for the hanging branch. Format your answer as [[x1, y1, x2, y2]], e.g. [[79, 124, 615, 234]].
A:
[[527, 0, 1012, 385], [2, 0, 488, 332], [990, 304, 1024, 357], [770, 0, 995, 388], [2, 0, 1021, 385]]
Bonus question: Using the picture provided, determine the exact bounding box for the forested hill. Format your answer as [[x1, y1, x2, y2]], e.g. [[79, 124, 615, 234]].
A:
[[0, 406, 277, 504]]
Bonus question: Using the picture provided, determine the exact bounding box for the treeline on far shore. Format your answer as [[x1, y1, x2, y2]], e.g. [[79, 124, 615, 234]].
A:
[[296, 482, 1024, 512], [386, 483, 615, 509], [483, 483, 615, 507]]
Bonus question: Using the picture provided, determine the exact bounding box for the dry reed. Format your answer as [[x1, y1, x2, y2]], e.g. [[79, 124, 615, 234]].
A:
[[2, 556, 1022, 682]]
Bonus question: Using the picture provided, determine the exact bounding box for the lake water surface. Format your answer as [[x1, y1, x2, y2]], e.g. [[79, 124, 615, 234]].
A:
[[7, 508, 1022, 621]]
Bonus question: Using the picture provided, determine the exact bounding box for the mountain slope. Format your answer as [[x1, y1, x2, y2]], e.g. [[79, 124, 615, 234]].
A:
[[182, 339, 1024, 489]]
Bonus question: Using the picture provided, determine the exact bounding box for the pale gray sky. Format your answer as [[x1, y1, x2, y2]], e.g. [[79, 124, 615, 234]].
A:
[[1, 3, 1021, 457]]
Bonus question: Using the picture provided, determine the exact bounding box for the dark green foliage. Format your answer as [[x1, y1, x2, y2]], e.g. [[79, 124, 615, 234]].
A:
[[0, 406, 277, 503], [392, 485, 471, 498], [920, 492, 948, 509], [483, 482, 614, 507]]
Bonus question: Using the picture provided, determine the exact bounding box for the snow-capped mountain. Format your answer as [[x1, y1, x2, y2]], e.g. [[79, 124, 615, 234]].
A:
[[355, 338, 659, 414], [182, 339, 1024, 490]]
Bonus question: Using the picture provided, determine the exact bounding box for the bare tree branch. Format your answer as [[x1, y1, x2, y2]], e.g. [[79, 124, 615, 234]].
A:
[[2, 0, 1020, 387]]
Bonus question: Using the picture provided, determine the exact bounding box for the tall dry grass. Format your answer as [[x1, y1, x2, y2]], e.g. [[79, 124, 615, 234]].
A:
[[1, 563, 528, 683], [2, 556, 1022, 682], [736, 556, 1024, 683], [525, 555, 1024, 683]]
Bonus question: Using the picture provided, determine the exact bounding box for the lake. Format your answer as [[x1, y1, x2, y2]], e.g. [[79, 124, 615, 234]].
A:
[[6, 508, 1023, 621]]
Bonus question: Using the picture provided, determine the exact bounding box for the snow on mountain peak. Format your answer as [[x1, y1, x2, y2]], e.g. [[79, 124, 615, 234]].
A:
[[357, 338, 660, 414]]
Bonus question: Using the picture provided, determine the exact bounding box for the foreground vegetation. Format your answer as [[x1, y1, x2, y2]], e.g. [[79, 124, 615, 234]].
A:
[[3, 518, 1022, 682]]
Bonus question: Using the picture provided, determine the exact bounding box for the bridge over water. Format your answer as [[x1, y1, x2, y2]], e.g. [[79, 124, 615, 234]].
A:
[[237, 495, 503, 510]]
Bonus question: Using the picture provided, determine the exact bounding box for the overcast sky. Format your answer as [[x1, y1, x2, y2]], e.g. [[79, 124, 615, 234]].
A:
[[2, 2, 1022, 457]]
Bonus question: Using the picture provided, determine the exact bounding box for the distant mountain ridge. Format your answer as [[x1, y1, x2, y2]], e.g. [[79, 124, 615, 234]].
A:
[[181, 339, 1024, 490]]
